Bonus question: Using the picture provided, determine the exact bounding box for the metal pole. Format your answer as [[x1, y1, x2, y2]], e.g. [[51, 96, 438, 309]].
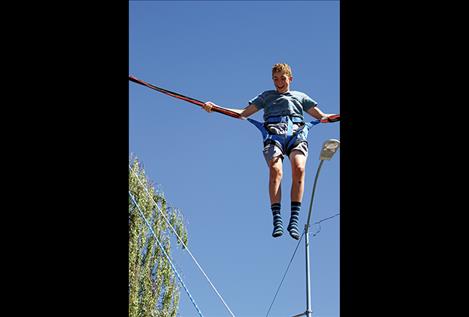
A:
[[304, 159, 324, 317], [304, 226, 312, 317]]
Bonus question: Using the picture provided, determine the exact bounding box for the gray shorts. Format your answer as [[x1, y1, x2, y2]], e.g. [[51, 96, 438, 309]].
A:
[[263, 141, 308, 164]]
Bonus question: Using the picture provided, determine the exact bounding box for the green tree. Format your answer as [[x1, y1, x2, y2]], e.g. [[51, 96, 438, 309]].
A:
[[129, 157, 188, 317]]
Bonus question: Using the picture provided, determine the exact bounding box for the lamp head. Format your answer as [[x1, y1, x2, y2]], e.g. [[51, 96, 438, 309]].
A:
[[319, 139, 340, 160]]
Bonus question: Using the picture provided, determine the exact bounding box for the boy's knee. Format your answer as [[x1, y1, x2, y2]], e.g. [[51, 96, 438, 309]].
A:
[[270, 165, 283, 179], [292, 164, 305, 176], [269, 158, 283, 179]]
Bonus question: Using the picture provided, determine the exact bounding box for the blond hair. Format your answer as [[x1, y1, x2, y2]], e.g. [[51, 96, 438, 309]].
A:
[[272, 63, 292, 77]]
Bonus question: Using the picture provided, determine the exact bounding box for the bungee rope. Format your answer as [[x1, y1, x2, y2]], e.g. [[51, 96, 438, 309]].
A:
[[129, 75, 242, 119], [129, 75, 340, 125]]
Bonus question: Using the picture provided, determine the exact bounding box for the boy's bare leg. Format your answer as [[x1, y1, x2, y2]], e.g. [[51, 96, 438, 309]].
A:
[[288, 150, 307, 240], [269, 156, 283, 237]]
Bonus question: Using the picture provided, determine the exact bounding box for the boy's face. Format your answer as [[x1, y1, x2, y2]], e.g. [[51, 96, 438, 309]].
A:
[[272, 71, 292, 93]]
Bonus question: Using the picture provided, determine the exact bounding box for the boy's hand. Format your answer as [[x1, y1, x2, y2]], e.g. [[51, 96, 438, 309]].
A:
[[321, 114, 340, 123], [203, 101, 215, 113]]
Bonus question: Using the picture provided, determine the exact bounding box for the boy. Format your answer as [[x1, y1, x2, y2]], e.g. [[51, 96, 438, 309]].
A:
[[203, 63, 334, 240]]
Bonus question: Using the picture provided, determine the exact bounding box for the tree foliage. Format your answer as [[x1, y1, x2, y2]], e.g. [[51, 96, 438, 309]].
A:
[[129, 156, 188, 317]]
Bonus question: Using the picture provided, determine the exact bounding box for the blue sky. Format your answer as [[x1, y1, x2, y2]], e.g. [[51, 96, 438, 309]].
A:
[[129, 1, 340, 316]]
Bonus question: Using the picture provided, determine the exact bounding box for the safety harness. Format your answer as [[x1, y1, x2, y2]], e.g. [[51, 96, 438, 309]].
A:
[[247, 116, 321, 156]]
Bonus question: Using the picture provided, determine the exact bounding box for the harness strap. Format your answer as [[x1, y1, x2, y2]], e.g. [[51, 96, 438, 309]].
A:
[[247, 118, 320, 155], [247, 118, 320, 137], [265, 115, 304, 124]]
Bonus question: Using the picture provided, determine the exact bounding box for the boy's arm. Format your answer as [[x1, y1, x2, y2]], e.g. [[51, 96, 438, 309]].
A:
[[203, 102, 259, 119], [306, 106, 334, 121]]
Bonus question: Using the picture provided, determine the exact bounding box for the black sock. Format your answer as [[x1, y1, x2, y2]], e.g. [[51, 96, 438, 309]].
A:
[[271, 203, 283, 237], [288, 201, 301, 239]]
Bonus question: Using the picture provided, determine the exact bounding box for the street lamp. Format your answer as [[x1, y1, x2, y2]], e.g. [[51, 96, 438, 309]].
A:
[[292, 139, 340, 317]]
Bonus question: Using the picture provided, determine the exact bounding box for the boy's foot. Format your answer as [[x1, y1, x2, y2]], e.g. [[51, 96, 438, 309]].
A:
[[272, 223, 284, 238], [287, 223, 300, 240], [288, 207, 301, 240]]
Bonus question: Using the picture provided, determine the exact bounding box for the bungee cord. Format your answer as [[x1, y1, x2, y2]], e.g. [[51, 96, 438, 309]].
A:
[[129, 75, 242, 119], [128, 75, 340, 123]]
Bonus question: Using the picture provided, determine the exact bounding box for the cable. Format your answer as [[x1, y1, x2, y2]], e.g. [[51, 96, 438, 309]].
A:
[[265, 231, 305, 317], [312, 212, 340, 237], [129, 164, 236, 317], [129, 191, 204, 317], [265, 212, 340, 316]]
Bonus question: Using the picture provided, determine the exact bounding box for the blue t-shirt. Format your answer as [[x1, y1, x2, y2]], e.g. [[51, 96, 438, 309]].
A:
[[248, 90, 318, 121]]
